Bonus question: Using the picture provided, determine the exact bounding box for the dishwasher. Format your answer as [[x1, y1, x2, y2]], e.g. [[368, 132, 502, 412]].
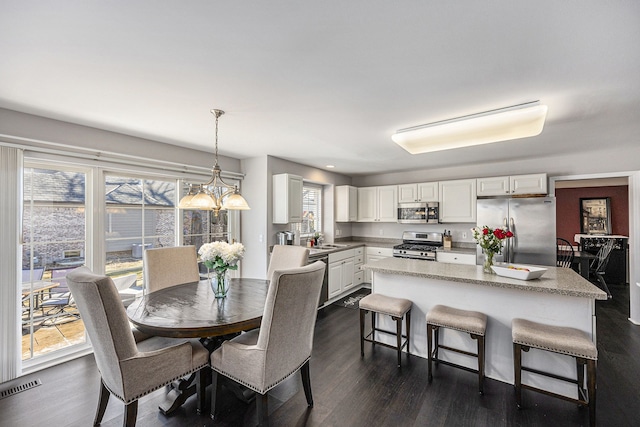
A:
[[308, 254, 329, 307]]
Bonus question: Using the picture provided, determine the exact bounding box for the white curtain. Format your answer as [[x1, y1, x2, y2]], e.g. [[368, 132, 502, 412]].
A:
[[0, 145, 23, 382]]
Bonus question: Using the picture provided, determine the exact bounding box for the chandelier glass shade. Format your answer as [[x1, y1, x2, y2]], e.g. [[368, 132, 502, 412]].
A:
[[178, 109, 250, 215]]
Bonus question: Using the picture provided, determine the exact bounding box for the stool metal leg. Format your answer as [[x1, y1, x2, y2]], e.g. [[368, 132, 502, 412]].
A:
[[427, 323, 434, 382], [395, 316, 402, 367], [476, 334, 485, 394], [359, 309, 366, 357], [406, 309, 411, 357], [514, 342, 522, 408], [587, 359, 597, 427]]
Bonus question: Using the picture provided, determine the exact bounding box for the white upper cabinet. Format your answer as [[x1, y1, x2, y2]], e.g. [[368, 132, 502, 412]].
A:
[[272, 173, 303, 224], [357, 185, 397, 222], [477, 173, 547, 197], [438, 179, 476, 223], [510, 174, 547, 195], [398, 182, 439, 203], [335, 185, 358, 222]]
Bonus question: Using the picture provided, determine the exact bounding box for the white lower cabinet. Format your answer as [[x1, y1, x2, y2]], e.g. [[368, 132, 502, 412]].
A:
[[365, 247, 394, 283], [328, 249, 355, 298], [353, 246, 364, 287], [436, 251, 476, 265]]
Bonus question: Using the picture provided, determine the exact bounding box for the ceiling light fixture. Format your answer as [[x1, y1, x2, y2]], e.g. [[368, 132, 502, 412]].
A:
[[392, 101, 548, 155], [178, 109, 250, 215]]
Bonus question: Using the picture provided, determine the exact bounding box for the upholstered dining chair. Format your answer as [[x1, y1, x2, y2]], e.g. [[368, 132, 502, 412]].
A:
[[143, 245, 200, 293], [66, 266, 210, 427], [556, 238, 575, 268], [210, 261, 326, 426], [266, 245, 310, 281]]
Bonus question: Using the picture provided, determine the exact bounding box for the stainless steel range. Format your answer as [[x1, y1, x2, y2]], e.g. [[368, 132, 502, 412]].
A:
[[393, 231, 444, 261]]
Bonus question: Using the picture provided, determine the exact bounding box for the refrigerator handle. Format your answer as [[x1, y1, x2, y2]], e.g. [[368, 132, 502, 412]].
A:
[[509, 217, 515, 263]]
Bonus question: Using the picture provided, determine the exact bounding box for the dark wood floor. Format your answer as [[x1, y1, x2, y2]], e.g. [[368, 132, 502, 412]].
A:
[[1, 283, 638, 427]]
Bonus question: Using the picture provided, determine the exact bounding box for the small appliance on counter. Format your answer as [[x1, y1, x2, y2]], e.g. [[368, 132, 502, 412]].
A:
[[276, 231, 295, 245], [393, 231, 443, 260]]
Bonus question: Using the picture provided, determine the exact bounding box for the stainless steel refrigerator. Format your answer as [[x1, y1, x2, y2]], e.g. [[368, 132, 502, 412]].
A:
[[476, 197, 556, 266]]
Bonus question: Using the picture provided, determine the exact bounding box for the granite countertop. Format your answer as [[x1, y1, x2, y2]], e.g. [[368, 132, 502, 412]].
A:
[[362, 257, 608, 300]]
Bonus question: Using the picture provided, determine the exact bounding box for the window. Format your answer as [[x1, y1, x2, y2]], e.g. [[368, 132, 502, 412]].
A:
[[300, 183, 322, 237], [104, 174, 177, 288], [22, 165, 88, 361]]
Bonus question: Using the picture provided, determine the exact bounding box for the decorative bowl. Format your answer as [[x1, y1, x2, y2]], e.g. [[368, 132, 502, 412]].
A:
[[491, 264, 547, 281]]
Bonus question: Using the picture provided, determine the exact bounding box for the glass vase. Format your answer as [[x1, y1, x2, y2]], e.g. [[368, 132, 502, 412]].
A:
[[209, 270, 230, 298], [483, 249, 495, 273]]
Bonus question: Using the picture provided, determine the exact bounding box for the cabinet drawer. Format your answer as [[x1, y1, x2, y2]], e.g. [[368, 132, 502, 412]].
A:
[[354, 270, 364, 285], [436, 251, 476, 265], [354, 254, 364, 264], [329, 248, 355, 263], [354, 246, 364, 256], [365, 247, 394, 257]]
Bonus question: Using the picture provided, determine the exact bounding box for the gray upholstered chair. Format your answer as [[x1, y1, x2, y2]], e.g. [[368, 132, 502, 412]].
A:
[[66, 266, 210, 427], [143, 246, 200, 293], [266, 245, 310, 281], [210, 260, 326, 426]]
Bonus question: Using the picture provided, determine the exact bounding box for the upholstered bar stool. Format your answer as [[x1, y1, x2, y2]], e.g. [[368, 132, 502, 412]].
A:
[[512, 318, 597, 427], [359, 293, 412, 367], [426, 304, 487, 394]]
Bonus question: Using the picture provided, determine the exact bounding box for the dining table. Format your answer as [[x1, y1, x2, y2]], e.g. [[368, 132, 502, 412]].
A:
[[126, 277, 270, 415]]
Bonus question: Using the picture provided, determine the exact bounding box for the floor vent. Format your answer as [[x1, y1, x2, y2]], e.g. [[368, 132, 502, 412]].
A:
[[0, 379, 42, 399]]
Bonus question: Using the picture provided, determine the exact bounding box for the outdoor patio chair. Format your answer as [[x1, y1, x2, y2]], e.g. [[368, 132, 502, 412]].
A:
[[112, 274, 143, 307], [41, 268, 80, 325]]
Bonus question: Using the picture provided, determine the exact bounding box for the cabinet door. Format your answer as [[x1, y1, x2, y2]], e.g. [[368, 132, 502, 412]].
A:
[[417, 182, 439, 201], [510, 174, 547, 195], [357, 187, 377, 222], [342, 259, 355, 291], [377, 185, 398, 222], [439, 179, 476, 223], [273, 173, 303, 224], [364, 254, 388, 283], [328, 262, 343, 298], [477, 176, 510, 197], [336, 185, 357, 222], [398, 184, 418, 203]]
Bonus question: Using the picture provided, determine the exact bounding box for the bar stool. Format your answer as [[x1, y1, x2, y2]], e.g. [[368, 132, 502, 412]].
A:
[[426, 304, 487, 394], [359, 293, 412, 367], [512, 318, 597, 427]]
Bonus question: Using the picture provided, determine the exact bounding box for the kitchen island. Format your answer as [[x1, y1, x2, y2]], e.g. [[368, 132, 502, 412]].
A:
[[361, 257, 607, 398]]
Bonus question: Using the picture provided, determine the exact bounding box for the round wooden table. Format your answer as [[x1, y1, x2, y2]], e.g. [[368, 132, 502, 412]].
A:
[[126, 278, 269, 339], [126, 278, 270, 414]]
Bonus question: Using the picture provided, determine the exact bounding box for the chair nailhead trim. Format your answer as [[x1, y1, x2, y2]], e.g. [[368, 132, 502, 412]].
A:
[[213, 357, 310, 395], [513, 339, 597, 360]]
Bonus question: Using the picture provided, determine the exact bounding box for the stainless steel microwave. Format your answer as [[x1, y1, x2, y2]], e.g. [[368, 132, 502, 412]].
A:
[[398, 202, 439, 224]]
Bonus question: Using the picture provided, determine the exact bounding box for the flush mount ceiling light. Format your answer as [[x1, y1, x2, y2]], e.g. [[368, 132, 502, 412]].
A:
[[178, 109, 250, 215], [392, 101, 548, 154]]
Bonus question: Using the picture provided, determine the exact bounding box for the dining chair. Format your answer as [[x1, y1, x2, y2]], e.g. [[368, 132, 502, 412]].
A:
[[66, 266, 210, 427], [210, 260, 326, 426], [589, 239, 615, 298], [266, 245, 310, 281], [556, 238, 575, 268], [143, 245, 200, 293]]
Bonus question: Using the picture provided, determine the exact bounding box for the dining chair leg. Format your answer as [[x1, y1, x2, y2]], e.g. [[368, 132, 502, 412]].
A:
[[256, 392, 269, 427], [195, 367, 208, 415], [94, 379, 110, 426], [210, 370, 221, 420], [301, 360, 314, 407], [123, 400, 138, 427]]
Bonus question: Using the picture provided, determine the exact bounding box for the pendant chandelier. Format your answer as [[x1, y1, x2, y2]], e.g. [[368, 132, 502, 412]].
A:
[[178, 109, 250, 215]]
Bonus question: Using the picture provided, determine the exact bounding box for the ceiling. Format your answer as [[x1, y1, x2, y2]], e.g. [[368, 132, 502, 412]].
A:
[[1, 1, 639, 176]]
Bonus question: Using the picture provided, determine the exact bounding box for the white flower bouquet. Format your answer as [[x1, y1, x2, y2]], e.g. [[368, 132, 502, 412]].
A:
[[198, 241, 245, 275]]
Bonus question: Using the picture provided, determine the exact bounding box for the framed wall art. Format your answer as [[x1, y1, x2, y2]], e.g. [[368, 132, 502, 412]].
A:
[[580, 197, 611, 235]]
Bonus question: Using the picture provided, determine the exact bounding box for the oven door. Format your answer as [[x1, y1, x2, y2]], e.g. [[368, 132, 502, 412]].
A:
[[398, 202, 427, 223]]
